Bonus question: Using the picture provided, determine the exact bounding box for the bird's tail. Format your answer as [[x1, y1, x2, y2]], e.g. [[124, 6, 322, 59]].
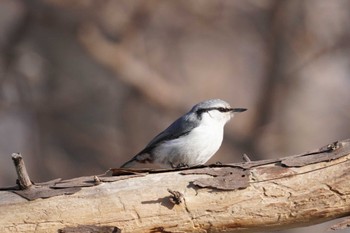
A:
[[120, 158, 138, 168], [120, 153, 151, 168]]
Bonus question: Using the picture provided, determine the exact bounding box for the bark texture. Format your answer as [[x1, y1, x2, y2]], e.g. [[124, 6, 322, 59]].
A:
[[1, 140, 350, 233]]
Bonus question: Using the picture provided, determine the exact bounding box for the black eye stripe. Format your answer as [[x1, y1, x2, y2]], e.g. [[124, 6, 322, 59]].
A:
[[196, 107, 231, 115], [217, 107, 232, 112], [217, 107, 229, 112]]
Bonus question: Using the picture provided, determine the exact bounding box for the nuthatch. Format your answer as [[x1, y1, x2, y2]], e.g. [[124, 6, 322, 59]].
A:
[[121, 99, 246, 168]]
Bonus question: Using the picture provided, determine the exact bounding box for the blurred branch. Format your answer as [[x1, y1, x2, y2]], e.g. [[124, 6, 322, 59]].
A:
[[228, 1, 290, 159], [250, 1, 287, 134], [78, 24, 185, 110], [0, 1, 30, 69], [286, 34, 350, 78]]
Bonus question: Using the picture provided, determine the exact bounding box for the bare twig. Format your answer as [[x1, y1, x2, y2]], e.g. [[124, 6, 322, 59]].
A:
[[242, 154, 252, 162], [167, 188, 183, 205], [11, 153, 32, 189]]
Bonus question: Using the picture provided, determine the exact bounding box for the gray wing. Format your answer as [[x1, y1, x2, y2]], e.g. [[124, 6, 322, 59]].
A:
[[120, 113, 199, 168], [139, 114, 199, 154]]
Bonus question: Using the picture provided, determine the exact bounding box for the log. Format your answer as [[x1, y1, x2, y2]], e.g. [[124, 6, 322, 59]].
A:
[[1, 140, 350, 233]]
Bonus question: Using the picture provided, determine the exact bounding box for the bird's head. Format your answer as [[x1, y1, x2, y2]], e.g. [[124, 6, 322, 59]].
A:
[[190, 99, 247, 126]]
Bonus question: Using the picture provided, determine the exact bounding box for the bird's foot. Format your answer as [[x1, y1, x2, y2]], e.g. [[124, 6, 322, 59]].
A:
[[171, 163, 189, 169]]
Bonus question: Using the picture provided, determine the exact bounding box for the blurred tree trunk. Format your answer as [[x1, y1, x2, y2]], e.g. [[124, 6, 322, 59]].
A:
[[1, 140, 350, 233]]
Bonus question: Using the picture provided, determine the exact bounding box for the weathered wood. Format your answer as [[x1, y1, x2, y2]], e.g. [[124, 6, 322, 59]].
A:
[[1, 140, 350, 233], [11, 153, 33, 189]]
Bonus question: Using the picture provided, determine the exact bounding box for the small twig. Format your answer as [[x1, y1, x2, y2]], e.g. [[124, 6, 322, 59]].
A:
[[11, 153, 33, 189], [93, 176, 102, 185], [167, 188, 183, 205], [242, 154, 252, 162], [328, 217, 350, 231]]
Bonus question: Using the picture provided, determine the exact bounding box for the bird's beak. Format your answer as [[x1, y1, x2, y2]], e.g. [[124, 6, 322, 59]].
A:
[[231, 108, 247, 113]]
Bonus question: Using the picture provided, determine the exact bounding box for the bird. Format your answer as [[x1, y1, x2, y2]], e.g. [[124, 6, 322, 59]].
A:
[[121, 99, 246, 168]]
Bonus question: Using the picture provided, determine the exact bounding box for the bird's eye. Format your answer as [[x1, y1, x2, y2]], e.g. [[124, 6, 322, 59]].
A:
[[196, 109, 206, 115], [217, 107, 226, 112]]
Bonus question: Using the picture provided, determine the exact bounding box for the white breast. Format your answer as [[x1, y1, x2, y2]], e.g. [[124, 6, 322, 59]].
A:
[[185, 123, 224, 163], [153, 120, 225, 167]]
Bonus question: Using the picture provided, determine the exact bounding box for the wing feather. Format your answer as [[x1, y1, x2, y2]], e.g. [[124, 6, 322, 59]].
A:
[[120, 112, 199, 168], [138, 113, 199, 154]]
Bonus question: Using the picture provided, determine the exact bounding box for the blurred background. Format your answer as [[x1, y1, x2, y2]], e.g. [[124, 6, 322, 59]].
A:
[[0, 0, 350, 232]]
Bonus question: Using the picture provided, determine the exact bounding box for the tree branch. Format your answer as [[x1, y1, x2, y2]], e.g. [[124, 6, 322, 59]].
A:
[[1, 140, 350, 233]]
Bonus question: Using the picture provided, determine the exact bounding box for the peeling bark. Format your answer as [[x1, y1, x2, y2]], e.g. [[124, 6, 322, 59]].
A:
[[1, 140, 350, 232]]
